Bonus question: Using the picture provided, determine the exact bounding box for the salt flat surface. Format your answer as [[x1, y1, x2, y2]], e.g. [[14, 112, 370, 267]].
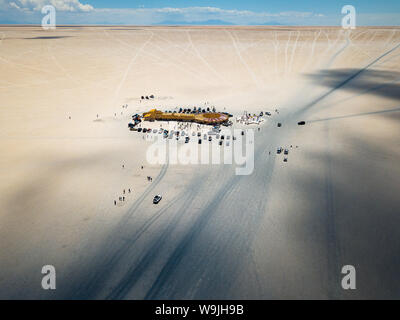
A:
[[0, 26, 400, 299]]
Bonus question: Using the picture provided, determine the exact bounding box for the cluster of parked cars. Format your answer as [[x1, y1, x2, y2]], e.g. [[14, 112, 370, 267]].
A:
[[128, 114, 142, 130], [162, 107, 216, 114], [132, 125, 243, 147], [134, 128, 194, 142], [141, 95, 154, 100], [195, 131, 239, 146], [277, 147, 289, 162]]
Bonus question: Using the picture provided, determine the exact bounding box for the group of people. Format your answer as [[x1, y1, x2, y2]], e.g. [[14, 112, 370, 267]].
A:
[[114, 165, 148, 206], [114, 188, 132, 205]]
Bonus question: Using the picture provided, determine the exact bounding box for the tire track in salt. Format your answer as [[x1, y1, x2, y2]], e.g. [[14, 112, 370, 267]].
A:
[[225, 29, 260, 88]]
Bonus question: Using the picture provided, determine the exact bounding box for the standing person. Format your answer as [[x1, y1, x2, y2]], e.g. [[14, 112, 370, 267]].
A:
[[123, 196, 125, 201], [123, 189, 125, 194], [114, 200, 116, 206], [128, 189, 131, 193]]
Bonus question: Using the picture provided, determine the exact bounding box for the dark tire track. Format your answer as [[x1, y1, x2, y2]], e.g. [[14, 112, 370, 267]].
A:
[[143, 125, 278, 299]]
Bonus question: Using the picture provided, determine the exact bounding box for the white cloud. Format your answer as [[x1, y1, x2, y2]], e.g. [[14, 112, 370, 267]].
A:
[[8, 2, 21, 10], [5, 0, 93, 12]]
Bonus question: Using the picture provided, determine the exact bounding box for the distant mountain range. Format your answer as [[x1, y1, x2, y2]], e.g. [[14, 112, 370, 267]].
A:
[[250, 21, 283, 26], [156, 20, 283, 26], [155, 19, 236, 26], [0, 19, 284, 26]]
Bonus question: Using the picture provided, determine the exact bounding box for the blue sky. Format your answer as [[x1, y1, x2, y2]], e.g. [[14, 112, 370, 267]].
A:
[[0, 0, 399, 25], [89, 0, 400, 13]]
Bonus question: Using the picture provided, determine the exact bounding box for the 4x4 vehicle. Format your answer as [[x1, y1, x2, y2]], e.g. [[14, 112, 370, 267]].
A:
[[153, 195, 162, 204]]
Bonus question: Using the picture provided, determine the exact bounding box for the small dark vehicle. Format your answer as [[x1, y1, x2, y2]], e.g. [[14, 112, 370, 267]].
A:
[[298, 121, 306, 126], [277, 123, 282, 127], [153, 195, 162, 204]]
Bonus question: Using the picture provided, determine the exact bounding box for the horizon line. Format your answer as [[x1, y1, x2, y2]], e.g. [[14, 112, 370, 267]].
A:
[[1, 24, 400, 27]]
